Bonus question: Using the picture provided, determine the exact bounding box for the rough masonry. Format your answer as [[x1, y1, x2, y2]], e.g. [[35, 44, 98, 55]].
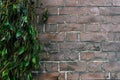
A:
[[35, 0, 120, 79]]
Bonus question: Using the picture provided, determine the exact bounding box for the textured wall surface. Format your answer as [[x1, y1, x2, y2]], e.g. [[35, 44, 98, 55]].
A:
[[35, 0, 120, 79]]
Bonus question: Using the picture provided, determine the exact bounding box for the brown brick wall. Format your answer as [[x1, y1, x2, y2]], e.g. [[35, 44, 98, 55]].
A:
[[35, 0, 120, 80]]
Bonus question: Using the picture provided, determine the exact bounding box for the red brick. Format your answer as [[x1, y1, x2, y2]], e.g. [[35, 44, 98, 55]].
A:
[[39, 33, 65, 42], [45, 62, 58, 72], [65, 15, 77, 23], [41, 0, 64, 6], [67, 72, 80, 80], [85, 24, 101, 32], [88, 62, 103, 72], [65, 0, 79, 6], [100, 24, 120, 32], [66, 32, 78, 41], [59, 7, 79, 15], [81, 73, 105, 79], [78, 0, 112, 6], [103, 61, 120, 72], [48, 7, 58, 15], [78, 16, 111, 24], [58, 23, 84, 32], [45, 24, 57, 32], [49, 50, 79, 61], [80, 32, 107, 42], [47, 16, 65, 24], [34, 73, 60, 80], [80, 52, 107, 61], [60, 62, 87, 71]]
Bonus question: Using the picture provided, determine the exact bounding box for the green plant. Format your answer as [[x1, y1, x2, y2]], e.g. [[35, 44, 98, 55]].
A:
[[0, 0, 47, 80]]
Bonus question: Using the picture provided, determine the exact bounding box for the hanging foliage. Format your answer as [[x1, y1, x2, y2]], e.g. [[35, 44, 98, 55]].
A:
[[0, 0, 47, 79]]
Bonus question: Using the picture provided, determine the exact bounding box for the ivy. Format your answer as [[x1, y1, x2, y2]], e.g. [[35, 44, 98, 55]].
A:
[[0, 0, 48, 80]]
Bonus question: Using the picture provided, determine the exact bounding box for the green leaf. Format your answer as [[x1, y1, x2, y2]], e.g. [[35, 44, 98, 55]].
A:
[[22, 16, 28, 23], [16, 30, 22, 38], [2, 70, 9, 78], [2, 48, 7, 56], [32, 56, 36, 64], [18, 47, 25, 55]]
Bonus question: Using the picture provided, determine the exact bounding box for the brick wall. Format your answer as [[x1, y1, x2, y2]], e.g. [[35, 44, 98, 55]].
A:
[[35, 0, 120, 80]]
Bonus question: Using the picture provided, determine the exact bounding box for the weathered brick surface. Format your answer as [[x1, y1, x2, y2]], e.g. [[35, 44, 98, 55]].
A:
[[35, 0, 120, 80]]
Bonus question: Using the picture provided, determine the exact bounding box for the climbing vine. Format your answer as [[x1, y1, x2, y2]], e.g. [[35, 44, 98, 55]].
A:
[[0, 0, 48, 80]]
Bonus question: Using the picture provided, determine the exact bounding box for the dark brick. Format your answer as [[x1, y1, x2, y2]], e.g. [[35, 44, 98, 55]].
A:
[[45, 62, 58, 72], [58, 23, 84, 32], [80, 73, 108, 80], [80, 32, 107, 42], [102, 42, 120, 52], [45, 24, 57, 32], [88, 62, 103, 72], [67, 72, 80, 80], [80, 52, 107, 61], [49, 50, 79, 61], [103, 61, 120, 72], [60, 62, 87, 71], [66, 32, 78, 41]]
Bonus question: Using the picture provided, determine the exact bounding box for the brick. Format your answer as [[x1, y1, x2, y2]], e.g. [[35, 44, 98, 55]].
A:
[[80, 73, 106, 80], [34, 72, 60, 80], [110, 73, 120, 79], [111, 16, 120, 24], [107, 32, 120, 42], [102, 42, 120, 52], [47, 16, 65, 24], [88, 62, 103, 72], [66, 32, 78, 41], [59, 7, 79, 15], [100, 24, 120, 32], [48, 7, 58, 15], [67, 72, 80, 80], [80, 32, 107, 42], [45, 62, 58, 72], [41, 0, 64, 6], [103, 61, 120, 72], [55, 32, 66, 41], [39, 32, 65, 42], [65, 0, 79, 6], [80, 52, 107, 61], [99, 7, 111, 16], [106, 52, 116, 61], [85, 24, 101, 32], [88, 7, 100, 16], [99, 7, 120, 16], [58, 23, 84, 32], [60, 62, 87, 71], [78, 16, 111, 24], [45, 24, 57, 32], [59, 42, 83, 50], [49, 50, 79, 61], [78, 0, 112, 6], [65, 15, 77, 23], [113, 0, 120, 6]]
